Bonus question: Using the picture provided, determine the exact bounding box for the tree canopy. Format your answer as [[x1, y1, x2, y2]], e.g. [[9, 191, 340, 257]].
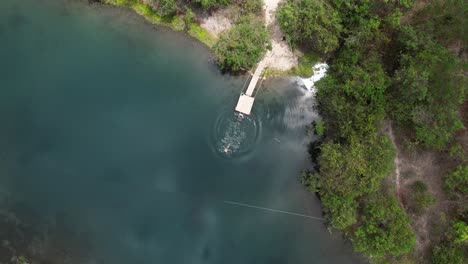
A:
[[354, 194, 416, 257], [194, 0, 231, 9], [214, 17, 269, 72], [277, 0, 342, 54]]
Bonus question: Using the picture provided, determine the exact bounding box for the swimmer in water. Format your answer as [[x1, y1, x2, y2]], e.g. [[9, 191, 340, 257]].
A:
[[223, 144, 231, 153]]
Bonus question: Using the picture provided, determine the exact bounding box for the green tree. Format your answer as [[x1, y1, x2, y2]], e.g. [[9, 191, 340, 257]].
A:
[[183, 7, 195, 31], [416, 0, 467, 47], [407, 181, 436, 215], [432, 242, 464, 264], [195, 0, 231, 9], [354, 194, 416, 257], [321, 193, 358, 229], [316, 51, 389, 139], [159, 0, 177, 16], [451, 221, 468, 243], [388, 36, 465, 149], [445, 165, 468, 198], [314, 120, 326, 136], [277, 0, 342, 54], [315, 136, 394, 229], [214, 16, 269, 71], [234, 0, 263, 15]]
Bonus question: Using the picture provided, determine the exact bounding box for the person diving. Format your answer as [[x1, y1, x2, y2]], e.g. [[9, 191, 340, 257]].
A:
[[223, 143, 231, 153]]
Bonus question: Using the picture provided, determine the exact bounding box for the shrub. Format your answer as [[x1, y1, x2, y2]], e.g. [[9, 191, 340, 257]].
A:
[[354, 194, 416, 257], [159, 0, 176, 16], [445, 165, 468, 198], [276, 0, 342, 54], [314, 120, 325, 136], [214, 16, 269, 72], [408, 181, 436, 215], [432, 242, 464, 264], [388, 37, 465, 149], [234, 0, 263, 15], [183, 7, 195, 31], [451, 221, 468, 243], [194, 0, 231, 9]]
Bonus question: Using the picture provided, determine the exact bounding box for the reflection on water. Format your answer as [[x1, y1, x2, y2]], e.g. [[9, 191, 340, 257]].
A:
[[0, 0, 364, 263]]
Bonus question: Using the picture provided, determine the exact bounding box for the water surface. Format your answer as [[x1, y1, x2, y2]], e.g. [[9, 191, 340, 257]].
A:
[[0, 1, 363, 263]]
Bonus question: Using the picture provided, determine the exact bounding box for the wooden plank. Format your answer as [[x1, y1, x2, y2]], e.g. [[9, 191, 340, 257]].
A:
[[245, 59, 266, 96]]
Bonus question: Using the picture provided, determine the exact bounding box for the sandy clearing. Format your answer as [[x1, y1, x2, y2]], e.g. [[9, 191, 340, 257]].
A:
[[199, 0, 298, 72], [262, 0, 298, 71], [199, 9, 233, 39]]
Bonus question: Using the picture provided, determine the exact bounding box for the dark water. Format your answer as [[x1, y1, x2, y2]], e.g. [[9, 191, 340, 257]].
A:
[[0, 0, 363, 263]]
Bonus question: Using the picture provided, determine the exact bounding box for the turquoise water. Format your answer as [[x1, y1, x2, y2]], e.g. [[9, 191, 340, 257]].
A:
[[0, 0, 363, 263]]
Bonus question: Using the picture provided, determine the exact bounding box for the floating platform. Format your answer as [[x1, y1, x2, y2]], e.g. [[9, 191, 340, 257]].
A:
[[235, 94, 255, 115]]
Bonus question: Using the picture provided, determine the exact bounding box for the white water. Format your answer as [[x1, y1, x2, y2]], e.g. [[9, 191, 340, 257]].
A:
[[281, 62, 328, 131], [299, 62, 329, 92]]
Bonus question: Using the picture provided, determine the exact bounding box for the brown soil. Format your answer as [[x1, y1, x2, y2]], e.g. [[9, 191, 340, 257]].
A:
[[400, 0, 430, 24], [383, 100, 468, 262], [198, 0, 298, 72]]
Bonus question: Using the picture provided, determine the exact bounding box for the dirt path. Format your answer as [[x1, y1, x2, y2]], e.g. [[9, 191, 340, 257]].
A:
[[200, 0, 298, 72], [262, 0, 298, 71]]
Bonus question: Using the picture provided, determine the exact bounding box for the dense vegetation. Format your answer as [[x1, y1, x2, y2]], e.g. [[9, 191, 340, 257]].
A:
[[432, 220, 467, 264], [277, 0, 342, 54], [388, 33, 464, 149], [194, 0, 230, 9], [214, 16, 269, 71], [287, 0, 467, 262]]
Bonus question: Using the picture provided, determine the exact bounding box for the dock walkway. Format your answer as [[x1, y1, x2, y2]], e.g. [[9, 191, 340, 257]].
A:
[[234, 56, 268, 115]]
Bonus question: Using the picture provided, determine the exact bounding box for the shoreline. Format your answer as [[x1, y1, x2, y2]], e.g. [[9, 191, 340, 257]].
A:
[[99, 0, 313, 77], [101, 0, 217, 48]]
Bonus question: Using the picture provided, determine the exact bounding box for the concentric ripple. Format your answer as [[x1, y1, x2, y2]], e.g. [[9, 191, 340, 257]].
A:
[[210, 109, 262, 159]]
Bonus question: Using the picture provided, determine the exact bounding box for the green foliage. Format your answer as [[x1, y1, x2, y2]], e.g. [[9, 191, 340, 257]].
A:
[[214, 17, 269, 71], [431, 242, 464, 264], [290, 52, 319, 77], [415, 0, 467, 47], [159, 0, 176, 16], [354, 193, 416, 257], [388, 30, 465, 149], [316, 136, 395, 229], [449, 143, 466, 162], [445, 165, 468, 198], [321, 193, 358, 229], [299, 170, 319, 193], [407, 181, 436, 215], [314, 120, 326, 136], [234, 0, 263, 15], [183, 7, 195, 31], [451, 221, 468, 243], [318, 137, 394, 196], [283, 0, 466, 260], [277, 0, 342, 54], [194, 0, 231, 9], [431, 219, 467, 264], [316, 50, 389, 139], [16, 256, 30, 264]]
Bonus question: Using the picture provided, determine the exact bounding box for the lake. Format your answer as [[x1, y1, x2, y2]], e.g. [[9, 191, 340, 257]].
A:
[[0, 0, 363, 263]]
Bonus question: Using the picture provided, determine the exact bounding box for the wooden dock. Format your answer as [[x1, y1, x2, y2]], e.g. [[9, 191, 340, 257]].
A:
[[235, 59, 267, 115]]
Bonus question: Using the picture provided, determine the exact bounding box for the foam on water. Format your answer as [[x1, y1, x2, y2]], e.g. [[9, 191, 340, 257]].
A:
[[299, 62, 329, 92]]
